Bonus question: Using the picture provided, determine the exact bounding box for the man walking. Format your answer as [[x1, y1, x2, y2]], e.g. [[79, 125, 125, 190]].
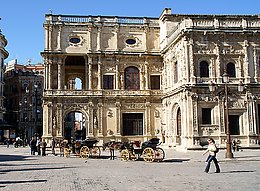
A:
[[203, 138, 220, 173]]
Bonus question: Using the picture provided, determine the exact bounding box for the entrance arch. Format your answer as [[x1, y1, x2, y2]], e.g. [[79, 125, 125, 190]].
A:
[[64, 110, 88, 141], [176, 107, 182, 145], [170, 104, 182, 146]]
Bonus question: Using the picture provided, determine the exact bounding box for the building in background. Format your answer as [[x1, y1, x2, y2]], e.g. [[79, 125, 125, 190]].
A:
[[4, 59, 44, 142], [0, 29, 10, 142], [41, 8, 260, 149]]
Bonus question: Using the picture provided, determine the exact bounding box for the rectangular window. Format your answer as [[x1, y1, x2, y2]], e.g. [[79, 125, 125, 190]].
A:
[[123, 113, 143, 136], [103, 75, 114, 89], [202, 108, 211, 124], [150, 75, 160, 90]]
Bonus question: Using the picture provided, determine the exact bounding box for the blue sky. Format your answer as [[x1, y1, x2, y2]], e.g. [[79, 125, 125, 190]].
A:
[[1, 0, 260, 64]]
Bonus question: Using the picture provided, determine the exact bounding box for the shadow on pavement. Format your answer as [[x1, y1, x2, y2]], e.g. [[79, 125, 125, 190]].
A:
[[162, 158, 190, 163], [221, 170, 255, 174], [0, 154, 31, 162], [0, 166, 75, 174], [0, 179, 47, 185], [234, 155, 260, 159]]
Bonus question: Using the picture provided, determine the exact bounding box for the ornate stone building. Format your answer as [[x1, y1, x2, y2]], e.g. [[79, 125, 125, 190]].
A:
[[41, 8, 260, 149], [4, 60, 44, 141], [0, 30, 8, 121], [160, 9, 260, 149], [0, 29, 9, 141], [41, 14, 163, 144]]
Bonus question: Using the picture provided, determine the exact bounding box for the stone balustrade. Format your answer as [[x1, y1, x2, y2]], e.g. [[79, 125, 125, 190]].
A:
[[166, 16, 260, 46], [44, 89, 163, 96], [45, 14, 159, 26]]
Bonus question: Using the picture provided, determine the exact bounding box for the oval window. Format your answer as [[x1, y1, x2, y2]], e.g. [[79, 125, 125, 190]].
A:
[[126, 39, 136, 45], [69, 37, 81, 44]]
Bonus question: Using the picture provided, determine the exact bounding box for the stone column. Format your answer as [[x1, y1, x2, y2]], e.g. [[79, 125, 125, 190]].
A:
[[189, 40, 196, 84], [215, 44, 222, 83], [115, 102, 121, 135], [87, 27, 92, 51], [140, 65, 144, 90], [253, 46, 258, 82], [42, 102, 49, 138], [48, 58, 52, 90], [184, 37, 189, 83], [57, 57, 62, 90], [120, 69, 125, 90], [43, 56, 49, 90], [84, 56, 89, 90], [98, 57, 102, 90], [88, 56, 93, 90], [88, 102, 94, 137], [145, 102, 151, 136], [114, 25, 119, 51], [56, 103, 63, 138], [144, 27, 148, 52], [115, 58, 120, 90], [144, 60, 149, 90], [210, 57, 215, 79], [97, 103, 103, 136], [48, 102, 53, 137], [44, 25, 49, 50], [48, 26, 53, 50], [97, 27, 101, 51], [56, 25, 62, 51], [244, 40, 251, 83]]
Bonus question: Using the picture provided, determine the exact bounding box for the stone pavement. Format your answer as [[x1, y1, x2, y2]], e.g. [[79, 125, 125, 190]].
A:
[[0, 145, 259, 191]]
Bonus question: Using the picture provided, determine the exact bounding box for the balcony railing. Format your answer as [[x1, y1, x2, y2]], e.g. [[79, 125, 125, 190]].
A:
[[45, 14, 159, 26], [44, 89, 163, 97], [164, 16, 260, 48]]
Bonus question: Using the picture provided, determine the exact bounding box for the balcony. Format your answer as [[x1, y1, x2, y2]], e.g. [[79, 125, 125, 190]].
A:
[[44, 89, 163, 97]]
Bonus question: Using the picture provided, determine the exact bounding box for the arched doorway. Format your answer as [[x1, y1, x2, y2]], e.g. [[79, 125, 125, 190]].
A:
[[64, 111, 87, 142], [176, 107, 182, 145]]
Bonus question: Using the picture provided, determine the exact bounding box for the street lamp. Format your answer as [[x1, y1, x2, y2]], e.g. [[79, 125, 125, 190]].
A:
[[209, 72, 244, 159]]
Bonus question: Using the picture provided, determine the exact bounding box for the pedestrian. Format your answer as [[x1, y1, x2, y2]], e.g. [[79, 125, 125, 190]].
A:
[[232, 138, 241, 152], [41, 139, 47, 156], [6, 138, 10, 148], [202, 138, 220, 173], [29, 136, 37, 155], [36, 137, 41, 155]]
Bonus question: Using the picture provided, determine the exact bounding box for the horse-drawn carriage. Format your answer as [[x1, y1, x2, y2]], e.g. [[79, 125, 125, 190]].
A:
[[63, 137, 101, 158], [120, 138, 165, 162]]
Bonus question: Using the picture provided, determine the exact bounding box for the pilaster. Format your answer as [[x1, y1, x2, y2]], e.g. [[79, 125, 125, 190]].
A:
[[115, 102, 121, 135]]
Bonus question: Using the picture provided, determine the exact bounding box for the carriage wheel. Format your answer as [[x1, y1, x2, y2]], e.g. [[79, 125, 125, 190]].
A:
[[142, 147, 155, 163], [91, 147, 101, 158], [64, 148, 71, 158], [120, 149, 130, 161], [80, 146, 90, 159], [154, 148, 165, 162]]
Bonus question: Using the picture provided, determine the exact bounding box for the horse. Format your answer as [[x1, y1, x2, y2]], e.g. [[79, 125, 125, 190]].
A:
[[102, 141, 127, 160]]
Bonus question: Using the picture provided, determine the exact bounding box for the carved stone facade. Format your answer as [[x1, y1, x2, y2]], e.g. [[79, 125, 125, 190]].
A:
[[160, 8, 260, 149], [41, 14, 163, 144], [0, 31, 8, 121], [41, 8, 260, 149]]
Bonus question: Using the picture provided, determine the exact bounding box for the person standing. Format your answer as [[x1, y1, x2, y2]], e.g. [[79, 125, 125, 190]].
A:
[[202, 138, 220, 173], [29, 137, 37, 155], [41, 139, 47, 156], [36, 137, 41, 155], [6, 138, 10, 148]]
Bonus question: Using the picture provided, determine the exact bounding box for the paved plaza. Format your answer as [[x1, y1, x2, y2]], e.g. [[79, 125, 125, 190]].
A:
[[0, 145, 259, 191]]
